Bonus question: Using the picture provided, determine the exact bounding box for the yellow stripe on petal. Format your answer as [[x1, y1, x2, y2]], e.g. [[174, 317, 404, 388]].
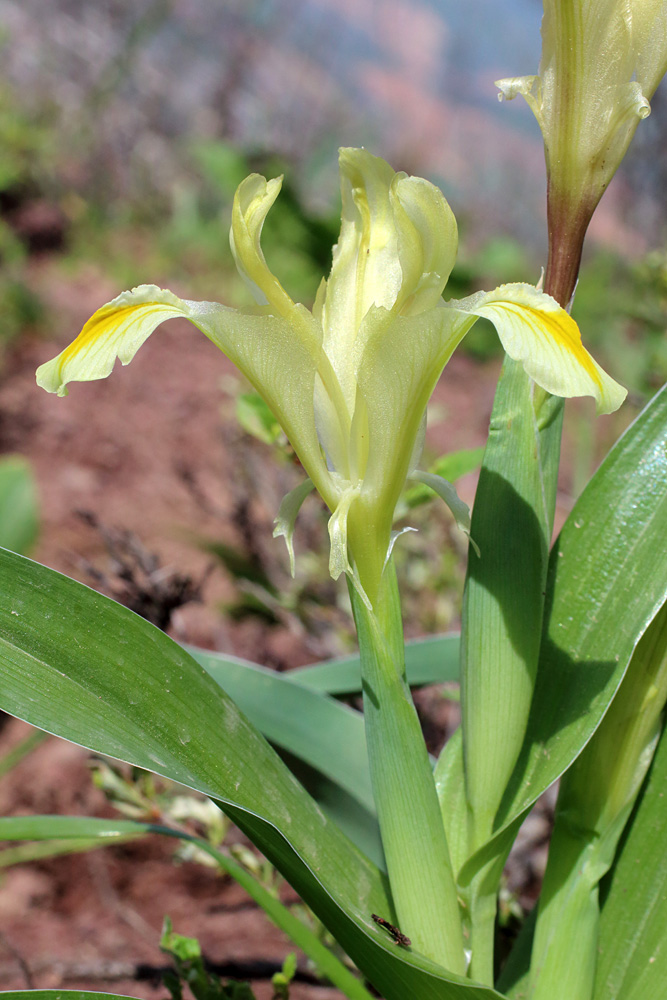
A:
[[36, 285, 190, 397], [450, 283, 627, 415]]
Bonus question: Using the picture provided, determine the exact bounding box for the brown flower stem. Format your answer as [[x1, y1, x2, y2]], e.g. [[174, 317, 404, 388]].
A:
[[544, 186, 598, 308]]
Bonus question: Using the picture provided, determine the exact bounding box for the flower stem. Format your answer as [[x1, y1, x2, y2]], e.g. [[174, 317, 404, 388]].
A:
[[544, 190, 596, 308], [349, 562, 466, 974]]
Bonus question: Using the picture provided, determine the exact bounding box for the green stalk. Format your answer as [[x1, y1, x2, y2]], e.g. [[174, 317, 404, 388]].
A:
[[529, 601, 667, 1000], [459, 185, 583, 982], [463, 369, 563, 846], [460, 363, 564, 985], [349, 562, 466, 974]]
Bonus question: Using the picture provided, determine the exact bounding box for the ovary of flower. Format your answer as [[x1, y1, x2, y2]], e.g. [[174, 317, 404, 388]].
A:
[[36, 148, 626, 606], [496, 0, 667, 207]]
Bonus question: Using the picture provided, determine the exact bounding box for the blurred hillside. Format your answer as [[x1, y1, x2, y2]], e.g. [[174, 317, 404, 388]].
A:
[[1, 0, 666, 264]]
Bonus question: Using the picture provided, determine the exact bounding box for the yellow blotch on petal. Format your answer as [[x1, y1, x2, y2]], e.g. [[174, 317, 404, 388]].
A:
[[36, 286, 190, 397], [450, 283, 627, 415]]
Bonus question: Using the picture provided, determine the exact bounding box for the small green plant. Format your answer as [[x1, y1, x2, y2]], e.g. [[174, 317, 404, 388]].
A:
[[161, 917, 259, 1000]]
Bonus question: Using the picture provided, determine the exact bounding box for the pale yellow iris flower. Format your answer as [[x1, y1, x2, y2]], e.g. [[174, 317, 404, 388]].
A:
[[37, 148, 625, 605]]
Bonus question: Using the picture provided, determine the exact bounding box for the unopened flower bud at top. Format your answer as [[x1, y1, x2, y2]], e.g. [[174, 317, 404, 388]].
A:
[[497, 0, 667, 303]]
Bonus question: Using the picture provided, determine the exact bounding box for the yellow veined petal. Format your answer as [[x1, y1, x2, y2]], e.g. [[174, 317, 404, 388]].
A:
[[36, 285, 189, 396], [36, 284, 332, 502], [448, 283, 627, 414]]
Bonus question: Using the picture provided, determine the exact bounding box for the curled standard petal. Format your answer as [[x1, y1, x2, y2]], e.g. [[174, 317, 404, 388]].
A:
[[321, 148, 402, 410], [230, 174, 299, 320]]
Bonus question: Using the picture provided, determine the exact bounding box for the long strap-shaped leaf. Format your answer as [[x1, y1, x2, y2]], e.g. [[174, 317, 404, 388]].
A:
[[287, 633, 461, 694], [185, 645, 374, 812], [0, 550, 503, 1000], [460, 362, 563, 849], [593, 719, 667, 1000], [495, 382, 667, 832], [437, 361, 564, 982], [186, 644, 382, 866], [470, 382, 667, 991]]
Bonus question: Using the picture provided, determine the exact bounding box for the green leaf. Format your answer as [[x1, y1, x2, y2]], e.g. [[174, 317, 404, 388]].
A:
[[494, 382, 667, 835], [525, 601, 667, 1000], [460, 381, 667, 979], [459, 362, 564, 848], [0, 813, 144, 867], [184, 644, 384, 863], [0, 815, 152, 840], [184, 645, 375, 813], [0, 550, 504, 1000], [286, 633, 460, 695], [0, 456, 38, 554], [273, 749, 383, 867], [438, 362, 564, 983], [442, 380, 667, 986], [594, 721, 667, 1000]]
